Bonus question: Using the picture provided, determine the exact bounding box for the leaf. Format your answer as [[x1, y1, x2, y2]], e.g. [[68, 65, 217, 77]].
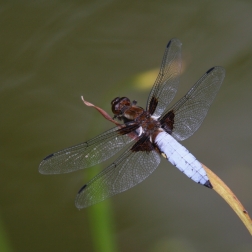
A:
[[81, 96, 121, 126]]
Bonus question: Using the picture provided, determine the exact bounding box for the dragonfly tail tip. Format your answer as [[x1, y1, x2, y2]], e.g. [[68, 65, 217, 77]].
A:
[[204, 180, 213, 189]]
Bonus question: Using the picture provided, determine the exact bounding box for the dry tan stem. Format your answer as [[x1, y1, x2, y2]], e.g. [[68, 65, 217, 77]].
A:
[[202, 163, 252, 235]]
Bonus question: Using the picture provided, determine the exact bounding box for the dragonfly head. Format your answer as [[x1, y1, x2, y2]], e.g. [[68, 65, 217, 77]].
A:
[[111, 97, 132, 119]]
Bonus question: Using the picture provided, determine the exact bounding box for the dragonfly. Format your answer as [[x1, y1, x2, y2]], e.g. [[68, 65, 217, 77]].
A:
[[39, 38, 225, 209]]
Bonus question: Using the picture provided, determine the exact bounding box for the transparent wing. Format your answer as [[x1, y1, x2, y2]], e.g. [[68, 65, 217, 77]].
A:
[[39, 124, 139, 174], [146, 38, 182, 117], [164, 66, 225, 141], [75, 137, 161, 208]]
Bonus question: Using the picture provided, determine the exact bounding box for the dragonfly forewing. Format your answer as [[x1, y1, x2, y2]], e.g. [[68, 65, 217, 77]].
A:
[[146, 38, 182, 117], [39, 125, 139, 174]]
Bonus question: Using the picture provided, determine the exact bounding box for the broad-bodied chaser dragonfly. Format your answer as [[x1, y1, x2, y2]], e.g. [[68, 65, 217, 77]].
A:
[[39, 39, 225, 209]]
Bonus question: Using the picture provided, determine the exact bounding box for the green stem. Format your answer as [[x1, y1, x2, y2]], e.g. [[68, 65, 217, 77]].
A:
[[0, 216, 12, 252], [86, 165, 117, 252]]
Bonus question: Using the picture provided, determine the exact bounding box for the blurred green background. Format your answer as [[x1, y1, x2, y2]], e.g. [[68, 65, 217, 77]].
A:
[[1, 1, 252, 251]]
